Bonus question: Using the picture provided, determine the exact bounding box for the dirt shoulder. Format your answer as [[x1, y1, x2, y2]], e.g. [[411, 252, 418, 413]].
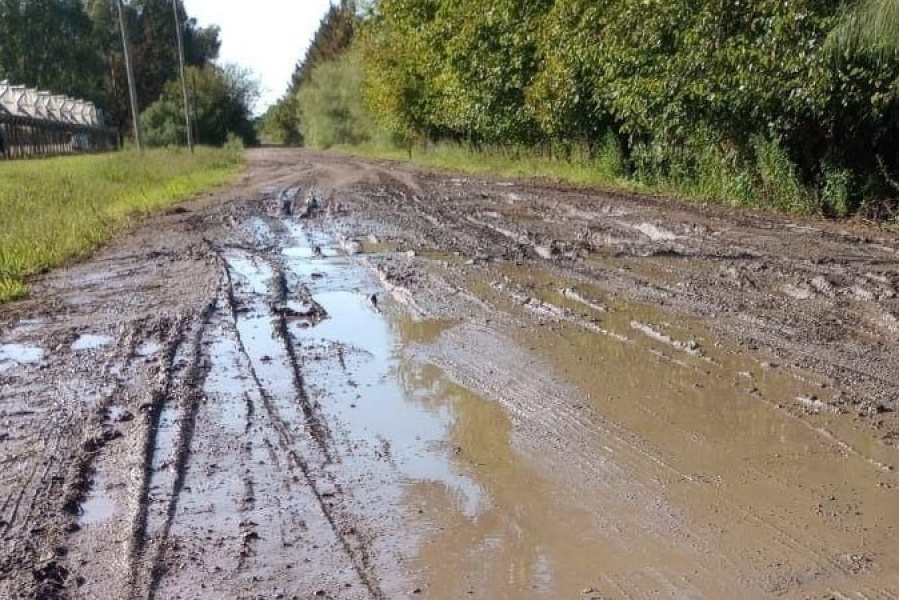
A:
[[0, 148, 896, 599]]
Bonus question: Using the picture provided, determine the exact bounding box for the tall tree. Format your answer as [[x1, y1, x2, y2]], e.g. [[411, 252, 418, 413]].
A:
[[0, 0, 104, 102], [129, 0, 219, 112], [262, 0, 357, 145], [290, 0, 356, 90]]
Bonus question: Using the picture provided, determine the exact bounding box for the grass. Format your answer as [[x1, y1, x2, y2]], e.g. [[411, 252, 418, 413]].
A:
[[0, 147, 243, 303], [339, 141, 637, 190], [333, 136, 825, 217]]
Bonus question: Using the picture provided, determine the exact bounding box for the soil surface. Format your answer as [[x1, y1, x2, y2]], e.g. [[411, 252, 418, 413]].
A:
[[1, 148, 898, 600]]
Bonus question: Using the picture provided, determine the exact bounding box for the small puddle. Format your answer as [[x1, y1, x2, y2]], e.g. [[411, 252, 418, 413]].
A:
[[136, 340, 162, 358], [71, 334, 114, 351], [0, 343, 45, 372], [79, 467, 118, 527], [79, 490, 117, 526]]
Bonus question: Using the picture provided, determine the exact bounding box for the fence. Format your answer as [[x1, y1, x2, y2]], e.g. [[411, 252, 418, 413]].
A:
[[0, 80, 118, 159]]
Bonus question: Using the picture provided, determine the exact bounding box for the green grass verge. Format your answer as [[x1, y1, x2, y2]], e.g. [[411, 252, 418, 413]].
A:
[[337, 142, 640, 191], [0, 147, 243, 303], [333, 139, 832, 218]]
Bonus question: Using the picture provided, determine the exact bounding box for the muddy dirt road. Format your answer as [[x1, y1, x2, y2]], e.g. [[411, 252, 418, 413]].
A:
[[1, 148, 898, 599]]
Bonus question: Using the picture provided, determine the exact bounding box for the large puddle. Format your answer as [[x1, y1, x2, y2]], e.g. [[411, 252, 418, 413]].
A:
[[271, 222, 732, 597], [278, 226, 483, 512], [199, 213, 899, 598]]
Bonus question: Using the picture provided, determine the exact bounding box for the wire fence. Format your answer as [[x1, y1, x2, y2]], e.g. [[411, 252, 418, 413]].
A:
[[0, 81, 118, 160]]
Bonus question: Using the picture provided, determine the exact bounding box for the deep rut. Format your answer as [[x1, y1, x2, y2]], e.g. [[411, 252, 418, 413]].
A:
[[216, 243, 383, 598]]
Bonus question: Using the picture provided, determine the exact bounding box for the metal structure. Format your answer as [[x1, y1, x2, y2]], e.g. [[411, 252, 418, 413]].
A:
[[0, 80, 118, 159]]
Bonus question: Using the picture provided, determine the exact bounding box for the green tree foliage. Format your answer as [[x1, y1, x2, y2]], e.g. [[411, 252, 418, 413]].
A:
[[359, 0, 899, 214], [0, 0, 224, 139], [0, 0, 104, 101], [296, 49, 376, 148], [291, 0, 356, 89], [259, 97, 303, 146], [141, 65, 259, 147], [130, 0, 220, 112]]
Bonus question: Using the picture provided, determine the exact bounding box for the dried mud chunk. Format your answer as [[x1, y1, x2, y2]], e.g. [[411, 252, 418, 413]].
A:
[[33, 558, 70, 588]]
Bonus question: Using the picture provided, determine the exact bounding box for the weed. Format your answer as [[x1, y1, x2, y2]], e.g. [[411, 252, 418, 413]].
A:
[[820, 163, 853, 217]]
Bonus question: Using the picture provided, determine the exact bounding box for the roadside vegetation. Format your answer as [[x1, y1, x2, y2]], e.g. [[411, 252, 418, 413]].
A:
[[0, 147, 242, 302], [0, 0, 258, 147], [263, 0, 899, 222]]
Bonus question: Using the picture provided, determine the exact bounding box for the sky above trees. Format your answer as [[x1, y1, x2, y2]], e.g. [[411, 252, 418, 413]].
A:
[[183, 0, 332, 111]]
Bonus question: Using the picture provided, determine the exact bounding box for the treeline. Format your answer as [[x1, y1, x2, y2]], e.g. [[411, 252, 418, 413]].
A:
[[0, 0, 257, 147], [260, 0, 356, 146], [266, 0, 899, 217]]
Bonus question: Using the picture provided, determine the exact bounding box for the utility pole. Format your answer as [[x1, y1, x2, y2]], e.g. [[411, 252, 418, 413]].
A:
[[171, 0, 193, 152], [116, 0, 142, 150]]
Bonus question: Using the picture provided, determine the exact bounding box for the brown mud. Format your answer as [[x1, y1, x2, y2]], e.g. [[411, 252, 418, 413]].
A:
[[1, 148, 898, 599]]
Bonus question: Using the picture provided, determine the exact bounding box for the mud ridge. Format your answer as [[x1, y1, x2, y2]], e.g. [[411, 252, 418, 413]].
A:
[[216, 247, 384, 599], [144, 299, 218, 600], [124, 313, 193, 598]]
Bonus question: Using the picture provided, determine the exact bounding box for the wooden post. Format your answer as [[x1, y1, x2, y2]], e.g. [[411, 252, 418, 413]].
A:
[[116, 0, 142, 150], [172, 0, 194, 152]]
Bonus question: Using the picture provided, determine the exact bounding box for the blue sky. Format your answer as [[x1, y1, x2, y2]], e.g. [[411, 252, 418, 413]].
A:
[[183, 0, 333, 112]]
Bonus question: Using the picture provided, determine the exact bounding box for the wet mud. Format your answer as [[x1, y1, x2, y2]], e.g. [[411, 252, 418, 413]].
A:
[[0, 148, 897, 599]]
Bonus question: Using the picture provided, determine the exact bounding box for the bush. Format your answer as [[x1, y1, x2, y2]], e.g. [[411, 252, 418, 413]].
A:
[[140, 65, 259, 148], [141, 99, 186, 148], [297, 49, 381, 149]]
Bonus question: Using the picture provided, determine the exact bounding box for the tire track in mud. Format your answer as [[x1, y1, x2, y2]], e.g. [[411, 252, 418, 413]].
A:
[[270, 268, 335, 460], [58, 324, 148, 524], [212, 241, 384, 599], [143, 302, 218, 600], [368, 172, 899, 413], [124, 304, 217, 600], [384, 242, 891, 597], [1, 327, 140, 599]]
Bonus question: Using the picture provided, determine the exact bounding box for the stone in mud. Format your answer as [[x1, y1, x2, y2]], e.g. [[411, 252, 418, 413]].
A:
[[534, 243, 558, 260]]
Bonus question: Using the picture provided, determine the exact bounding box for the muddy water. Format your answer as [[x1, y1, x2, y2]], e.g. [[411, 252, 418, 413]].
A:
[[218, 213, 899, 598], [91, 197, 892, 599], [444, 261, 899, 598], [267, 219, 633, 597], [277, 225, 486, 580], [0, 342, 44, 372]]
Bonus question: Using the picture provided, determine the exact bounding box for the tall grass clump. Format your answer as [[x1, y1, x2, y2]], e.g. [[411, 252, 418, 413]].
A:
[[0, 147, 243, 303], [820, 162, 853, 217]]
